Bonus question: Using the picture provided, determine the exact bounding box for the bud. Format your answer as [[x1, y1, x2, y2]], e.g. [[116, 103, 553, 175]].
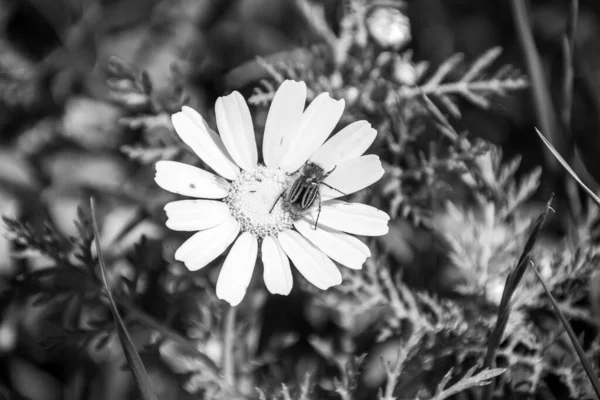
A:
[[392, 57, 418, 86], [367, 6, 411, 50]]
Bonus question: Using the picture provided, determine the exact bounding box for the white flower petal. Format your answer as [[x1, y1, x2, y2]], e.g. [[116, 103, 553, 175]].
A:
[[310, 121, 377, 171], [321, 155, 384, 200], [172, 107, 239, 180], [164, 200, 231, 231], [261, 236, 293, 295], [216, 232, 258, 306], [174, 217, 240, 271], [263, 80, 307, 168], [303, 200, 390, 236], [278, 230, 342, 290], [215, 92, 258, 171], [278, 93, 345, 173], [155, 161, 230, 199], [294, 219, 370, 270]]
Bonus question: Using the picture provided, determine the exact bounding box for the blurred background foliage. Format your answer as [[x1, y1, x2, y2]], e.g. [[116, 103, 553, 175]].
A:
[[1, 0, 600, 399]]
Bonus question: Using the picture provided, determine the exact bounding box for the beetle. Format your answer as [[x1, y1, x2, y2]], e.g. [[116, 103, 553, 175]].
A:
[[270, 161, 346, 229]]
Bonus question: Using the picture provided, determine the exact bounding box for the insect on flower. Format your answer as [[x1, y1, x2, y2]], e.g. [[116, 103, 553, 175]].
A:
[[155, 80, 390, 306], [271, 161, 346, 229]]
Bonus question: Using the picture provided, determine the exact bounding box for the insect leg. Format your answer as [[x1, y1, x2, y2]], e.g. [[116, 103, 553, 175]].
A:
[[269, 191, 285, 213], [313, 189, 322, 230], [321, 182, 347, 196]]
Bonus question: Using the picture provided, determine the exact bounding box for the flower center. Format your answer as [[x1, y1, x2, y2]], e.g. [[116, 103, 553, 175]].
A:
[[224, 165, 298, 238]]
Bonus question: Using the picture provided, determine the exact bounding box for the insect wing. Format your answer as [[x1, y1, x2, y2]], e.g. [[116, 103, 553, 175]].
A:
[[288, 178, 305, 204], [288, 178, 319, 211], [300, 184, 318, 210]]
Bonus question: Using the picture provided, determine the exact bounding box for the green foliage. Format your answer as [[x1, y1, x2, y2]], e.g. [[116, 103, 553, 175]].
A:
[[3, 204, 224, 393]]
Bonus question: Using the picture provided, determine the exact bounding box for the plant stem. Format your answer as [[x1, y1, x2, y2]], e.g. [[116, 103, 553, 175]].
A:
[[509, 0, 561, 173], [398, 79, 527, 100], [223, 306, 237, 389]]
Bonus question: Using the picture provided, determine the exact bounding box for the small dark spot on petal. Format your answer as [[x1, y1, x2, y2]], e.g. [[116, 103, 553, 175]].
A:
[[189, 183, 196, 189]]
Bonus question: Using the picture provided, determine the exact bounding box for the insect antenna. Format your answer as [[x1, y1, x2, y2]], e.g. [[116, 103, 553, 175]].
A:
[[324, 165, 337, 177]]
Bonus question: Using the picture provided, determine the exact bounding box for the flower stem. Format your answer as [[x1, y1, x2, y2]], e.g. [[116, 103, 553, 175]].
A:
[[223, 306, 237, 389]]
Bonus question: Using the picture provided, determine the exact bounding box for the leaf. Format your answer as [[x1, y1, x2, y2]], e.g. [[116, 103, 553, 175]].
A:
[[90, 198, 158, 400], [431, 367, 506, 400]]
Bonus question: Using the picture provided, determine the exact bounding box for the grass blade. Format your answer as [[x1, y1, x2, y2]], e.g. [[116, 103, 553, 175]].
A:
[[510, 0, 562, 173], [90, 198, 158, 400], [560, 0, 578, 129], [536, 128, 600, 208], [535, 121, 600, 398], [531, 265, 600, 398], [482, 197, 554, 400]]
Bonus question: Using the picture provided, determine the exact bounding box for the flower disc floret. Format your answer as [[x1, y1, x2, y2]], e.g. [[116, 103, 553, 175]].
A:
[[224, 165, 297, 238]]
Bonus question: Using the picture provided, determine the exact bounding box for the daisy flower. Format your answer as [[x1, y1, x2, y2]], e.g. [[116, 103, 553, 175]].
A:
[[155, 80, 389, 306]]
